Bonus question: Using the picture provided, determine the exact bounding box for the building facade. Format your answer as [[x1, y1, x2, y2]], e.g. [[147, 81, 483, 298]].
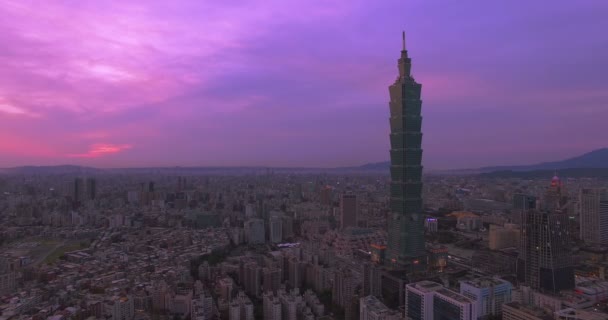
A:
[[340, 194, 358, 230], [579, 188, 608, 245], [386, 32, 426, 270]]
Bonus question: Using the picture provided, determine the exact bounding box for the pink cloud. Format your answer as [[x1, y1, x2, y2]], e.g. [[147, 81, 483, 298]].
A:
[[68, 143, 132, 158]]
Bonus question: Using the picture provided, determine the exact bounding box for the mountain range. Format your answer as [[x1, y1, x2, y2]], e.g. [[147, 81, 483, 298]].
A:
[[1, 148, 606, 175]]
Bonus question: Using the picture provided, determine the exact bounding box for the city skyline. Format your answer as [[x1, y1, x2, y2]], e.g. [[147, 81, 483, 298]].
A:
[[1, 1, 607, 169]]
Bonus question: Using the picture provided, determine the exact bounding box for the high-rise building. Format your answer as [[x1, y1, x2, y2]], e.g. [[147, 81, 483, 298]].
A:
[[104, 296, 135, 320], [263, 292, 282, 320], [340, 194, 357, 229], [332, 268, 357, 310], [73, 178, 84, 202], [269, 215, 283, 243], [363, 263, 382, 298], [459, 277, 512, 318], [244, 218, 265, 244], [282, 215, 294, 239], [263, 268, 282, 294], [514, 194, 537, 212], [86, 178, 96, 200], [405, 281, 443, 320], [386, 32, 426, 269], [512, 194, 537, 224], [579, 188, 608, 245], [244, 263, 261, 298], [518, 209, 574, 293], [229, 291, 254, 320], [405, 281, 477, 320], [320, 186, 333, 206], [543, 174, 568, 212]]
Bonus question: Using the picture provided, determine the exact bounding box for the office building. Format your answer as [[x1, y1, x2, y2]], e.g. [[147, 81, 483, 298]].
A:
[[424, 218, 438, 233], [244, 218, 265, 244], [512, 194, 537, 224], [433, 288, 477, 320], [386, 32, 426, 269], [73, 178, 84, 202], [282, 215, 294, 239], [359, 295, 401, 320], [579, 188, 608, 245], [86, 178, 96, 200], [405, 281, 443, 320], [340, 193, 357, 229], [489, 223, 520, 250], [459, 277, 512, 318], [363, 262, 382, 298], [518, 209, 574, 293], [502, 302, 553, 320], [405, 281, 477, 320], [263, 268, 282, 294], [543, 174, 568, 212], [333, 268, 357, 310], [269, 215, 283, 243], [514, 194, 537, 212]]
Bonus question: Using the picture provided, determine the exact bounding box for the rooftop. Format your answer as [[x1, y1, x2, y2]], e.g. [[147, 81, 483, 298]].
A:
[[408, 281, 443, 293], [435, 288, 472, 304], [460, 277, 510, 289]]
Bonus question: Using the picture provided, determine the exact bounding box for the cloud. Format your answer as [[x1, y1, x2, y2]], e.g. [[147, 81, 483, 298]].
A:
[[68, 143, 132, 158]]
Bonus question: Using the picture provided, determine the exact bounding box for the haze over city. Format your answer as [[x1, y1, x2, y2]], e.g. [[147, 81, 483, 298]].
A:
[[1, 0, 606, 169], [4, 1, 608, 320]]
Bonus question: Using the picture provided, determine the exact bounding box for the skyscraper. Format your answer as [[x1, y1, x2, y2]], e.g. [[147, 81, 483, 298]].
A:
[[72, 178, 84, 203], [517, 176, 575, 293], [518, 209, 574, 293], [579, 188, 608, 245], [86, 178, 96, 200], [386, 32, 426, 269], [339, 193, 357, 229]]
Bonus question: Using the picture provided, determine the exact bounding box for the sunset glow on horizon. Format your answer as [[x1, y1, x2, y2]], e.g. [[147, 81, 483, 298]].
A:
[[1, 0, 607, 169]]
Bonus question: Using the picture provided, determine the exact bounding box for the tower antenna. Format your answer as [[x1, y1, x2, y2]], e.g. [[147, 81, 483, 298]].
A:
[[402, 31, 406, 50]]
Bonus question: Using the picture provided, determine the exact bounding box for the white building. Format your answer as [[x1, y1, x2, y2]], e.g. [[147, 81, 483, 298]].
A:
[[405, 281, 443, 320], [405, 281, 477, 320], [359, 295, 401, 320], [459, 277, 512, 318], [104, 296, 135, 320]]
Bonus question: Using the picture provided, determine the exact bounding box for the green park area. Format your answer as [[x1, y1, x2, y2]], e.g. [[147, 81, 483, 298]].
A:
[[44, 242, 89, 264]]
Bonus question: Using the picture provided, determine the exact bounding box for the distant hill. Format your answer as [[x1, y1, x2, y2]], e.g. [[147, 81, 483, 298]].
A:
[[2, 165, 103, 175], [355, 161, 390, 171], [3, 148, 606, 175], [478, 148, 608, 172], [480, 168, 608, 179]]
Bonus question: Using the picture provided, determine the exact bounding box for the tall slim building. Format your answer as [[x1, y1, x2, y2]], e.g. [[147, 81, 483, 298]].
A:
[[340, 194, 357, 229], [579, 188, 608, 245], [269, 215, 283, 244], [386, 32, 426, 269], [86, 178, 96, 200], [73, 178, 84, 203]]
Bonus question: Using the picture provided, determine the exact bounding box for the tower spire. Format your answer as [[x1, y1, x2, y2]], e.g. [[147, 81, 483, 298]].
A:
[[402, 31, 406, 50]]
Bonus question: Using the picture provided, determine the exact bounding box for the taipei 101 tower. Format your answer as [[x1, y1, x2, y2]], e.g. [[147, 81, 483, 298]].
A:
[[386, 32, 427, 270]]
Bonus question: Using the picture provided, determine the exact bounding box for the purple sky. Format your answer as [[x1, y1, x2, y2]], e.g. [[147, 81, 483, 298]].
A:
[[1, 0, 607, 169]]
